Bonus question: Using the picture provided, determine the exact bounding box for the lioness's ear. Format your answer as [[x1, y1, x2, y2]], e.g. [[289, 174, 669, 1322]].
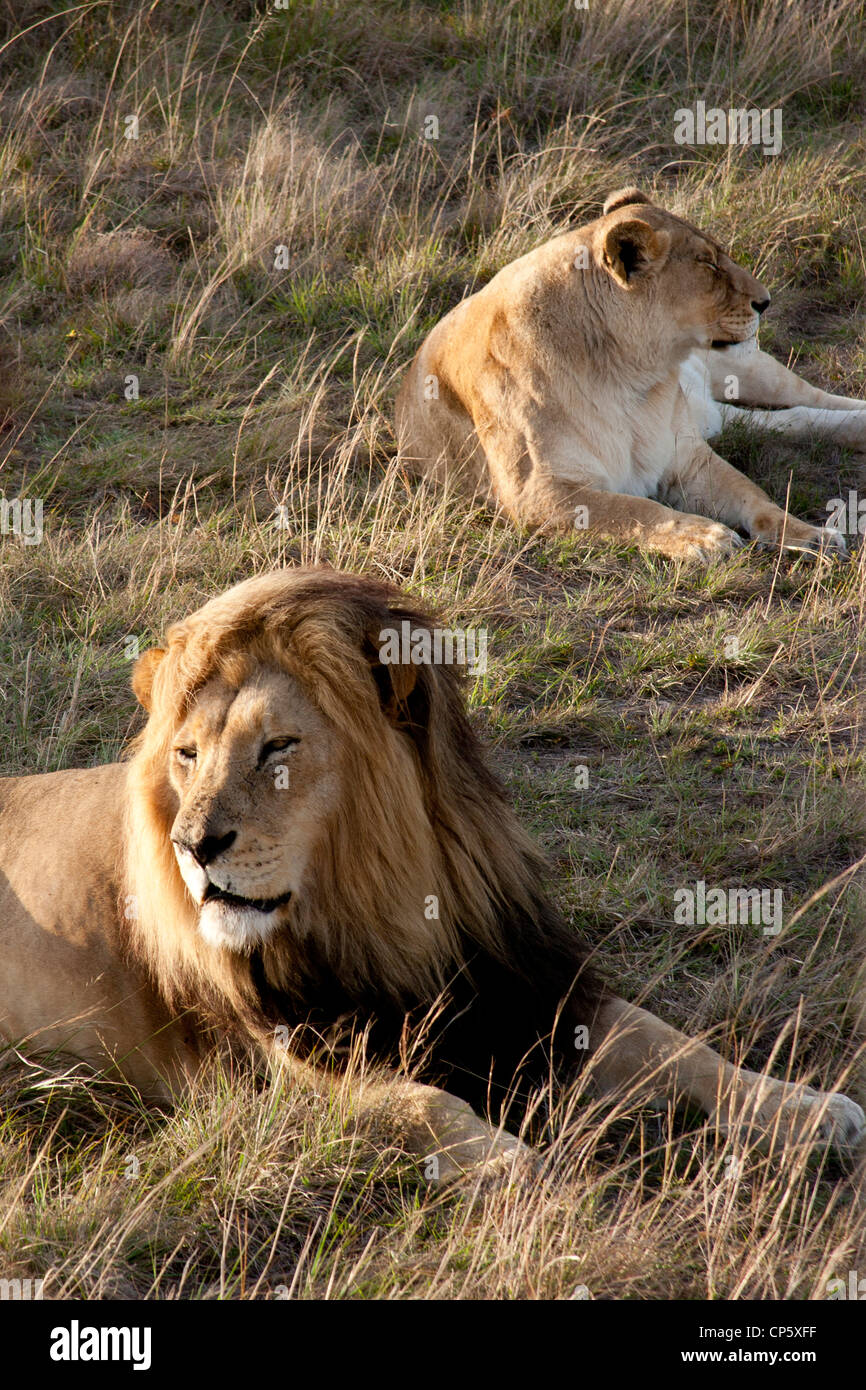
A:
[[603, 187, 651, 216], [131, 647, 166, 711], [602, 219, 671, 287]]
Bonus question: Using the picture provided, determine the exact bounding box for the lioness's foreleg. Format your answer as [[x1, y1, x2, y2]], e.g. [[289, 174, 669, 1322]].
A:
[[516, 477, 745, 563], [588, 996, 865, 1152], [717, 401, 866, 449], [662, 438, 845, 554], [707, 346, 866, 413], [471, 414, 746, 562]]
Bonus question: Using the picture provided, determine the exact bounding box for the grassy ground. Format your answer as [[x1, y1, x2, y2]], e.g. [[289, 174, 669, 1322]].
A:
[[0, 0, 865, 1299]]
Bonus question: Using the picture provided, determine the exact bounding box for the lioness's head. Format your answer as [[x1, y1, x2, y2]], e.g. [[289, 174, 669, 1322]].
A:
[[592, 187, 770, 350], [123, 569, 537, 1011]]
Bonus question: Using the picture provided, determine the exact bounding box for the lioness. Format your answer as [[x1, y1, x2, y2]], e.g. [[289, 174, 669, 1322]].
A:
[[0, 569, 862, 1180], [396, 188, 865, 562]]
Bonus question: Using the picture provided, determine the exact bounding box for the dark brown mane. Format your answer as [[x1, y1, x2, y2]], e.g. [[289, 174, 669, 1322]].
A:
[[123, 567, 605, 1128]]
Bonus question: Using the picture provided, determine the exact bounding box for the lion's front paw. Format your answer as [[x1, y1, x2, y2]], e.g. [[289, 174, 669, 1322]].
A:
[[718, 1079, 866, 1155], [413, 1087, 539, 1190], [459, 1139, 542, 1194], [660, 516, 744, 563], [433, 1127, 540, 1192], [815, 1092, 866, 1149]]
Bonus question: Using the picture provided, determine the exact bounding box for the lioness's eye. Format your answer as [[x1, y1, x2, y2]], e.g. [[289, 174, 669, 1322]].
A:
[[260, 737, 299, 762], [175, 746, 197, 764]]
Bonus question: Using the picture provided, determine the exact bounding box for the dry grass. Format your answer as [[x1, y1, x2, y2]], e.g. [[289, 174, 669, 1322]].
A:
[[0, 0, 865, 1300]]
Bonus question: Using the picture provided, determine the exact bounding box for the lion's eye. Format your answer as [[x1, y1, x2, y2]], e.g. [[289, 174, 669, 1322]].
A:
[[175, 746, 197, 764], [260, 737, 299, 763]]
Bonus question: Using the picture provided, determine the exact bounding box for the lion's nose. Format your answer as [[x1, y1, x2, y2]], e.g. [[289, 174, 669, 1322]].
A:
[[751, 296, 770, 314], [173, 829, 237, 866]]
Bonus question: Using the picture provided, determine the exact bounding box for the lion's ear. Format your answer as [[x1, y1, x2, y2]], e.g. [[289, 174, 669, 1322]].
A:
[[131, 647, 166, 711], [365, 625, 419, 724], [603, 187, 651, 216], [602, 219, 670, 287]]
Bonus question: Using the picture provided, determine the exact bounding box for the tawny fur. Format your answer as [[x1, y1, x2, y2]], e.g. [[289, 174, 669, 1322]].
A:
[[123, 570, 565, 1023], [396, 187, 857, 562], [0, 567, 862, 1179]]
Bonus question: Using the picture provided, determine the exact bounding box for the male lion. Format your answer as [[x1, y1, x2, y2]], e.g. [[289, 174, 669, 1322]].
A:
[[396, 188, 865, 562], [0, 569, 862, 1180]]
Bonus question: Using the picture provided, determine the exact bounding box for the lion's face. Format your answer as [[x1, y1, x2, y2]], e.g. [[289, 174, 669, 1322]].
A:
[[165, 664, 340, 952], [126, 568, 511, 1003], [597, 191, 770, 352]]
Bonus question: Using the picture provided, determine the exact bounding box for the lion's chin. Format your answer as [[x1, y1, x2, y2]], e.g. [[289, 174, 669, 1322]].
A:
[[198, 899, 284, 952]]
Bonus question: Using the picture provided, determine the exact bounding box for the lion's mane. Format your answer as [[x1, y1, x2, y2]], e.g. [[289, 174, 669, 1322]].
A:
[[122, 568, 602, 1114]]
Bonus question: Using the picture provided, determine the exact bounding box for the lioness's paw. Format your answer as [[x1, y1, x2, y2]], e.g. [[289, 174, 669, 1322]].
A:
[[662, 517, 743, 564], [782, 525, 848, 557], [753, 516, 848, 557], [805, 525, 848, 556], [719, 1082, 865, 1155], [825, 407, 866, 450]]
